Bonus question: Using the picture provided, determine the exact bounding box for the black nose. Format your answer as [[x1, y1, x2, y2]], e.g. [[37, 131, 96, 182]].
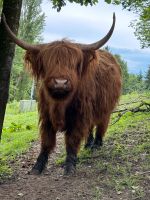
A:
[[54, 79, 68, 89], [48, 78, 72, 100]]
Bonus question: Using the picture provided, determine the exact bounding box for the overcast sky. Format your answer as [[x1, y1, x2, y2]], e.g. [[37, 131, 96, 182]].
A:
[[42, 1, 150, 74]]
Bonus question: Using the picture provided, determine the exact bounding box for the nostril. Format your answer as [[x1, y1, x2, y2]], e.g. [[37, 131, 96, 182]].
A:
[[47, 78, 72, 99], [54, 79, 68, 85]]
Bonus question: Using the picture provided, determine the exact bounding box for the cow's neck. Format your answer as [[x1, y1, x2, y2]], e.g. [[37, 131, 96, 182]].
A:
[[49, 101, 69, 132]]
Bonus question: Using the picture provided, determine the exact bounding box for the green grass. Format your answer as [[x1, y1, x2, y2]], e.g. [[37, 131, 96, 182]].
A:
[[0, 102, 38, 179], [119, 91, 150, 103], [0, 91, 150, 199], [77, 92, 150, 199]]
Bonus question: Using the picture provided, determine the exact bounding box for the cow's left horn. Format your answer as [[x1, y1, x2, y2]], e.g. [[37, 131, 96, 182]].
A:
[[2, 13, 40, 52], [78, 13, 116, 50]]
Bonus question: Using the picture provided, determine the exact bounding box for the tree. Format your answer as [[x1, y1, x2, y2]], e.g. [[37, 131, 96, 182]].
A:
[[114, 54, 129, 94], [113, 0, 150, 48], [118, 0, 150, 48], [0, 0, 22, 140], [145, 66, 150, 89], [10, 0, 45, 101], [108, 0, 150, 48], [114, 54, 145, 94], [137, 70, 143, 82], [127, 74, 145, 93], [0, 1, 2, 11], [53, 0, 99, 11]]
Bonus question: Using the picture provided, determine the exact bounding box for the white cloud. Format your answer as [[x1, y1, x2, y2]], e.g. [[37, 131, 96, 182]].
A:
[[41, 0, 150, 74], [0, 1, 147, 75], [42, 1, 141, 49]]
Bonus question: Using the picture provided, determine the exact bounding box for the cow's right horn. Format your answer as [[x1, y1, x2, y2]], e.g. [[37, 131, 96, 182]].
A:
[[2, 13, 40, 52], [78, 13, 116, 50]]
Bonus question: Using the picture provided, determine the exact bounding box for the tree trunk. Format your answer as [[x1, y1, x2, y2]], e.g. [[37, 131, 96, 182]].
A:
[[0, 0, 22, 140]]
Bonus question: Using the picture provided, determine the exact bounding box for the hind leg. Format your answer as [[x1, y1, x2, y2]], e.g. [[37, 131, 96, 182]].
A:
[[93, 113, 111, 149], [84, 126, 94, 149]]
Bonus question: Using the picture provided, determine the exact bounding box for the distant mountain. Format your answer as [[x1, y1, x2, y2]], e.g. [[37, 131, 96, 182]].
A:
[[110, 47, 150, 75]]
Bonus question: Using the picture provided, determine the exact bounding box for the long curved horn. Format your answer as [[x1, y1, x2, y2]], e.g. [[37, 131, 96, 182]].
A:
[[2, 13, 40, 52], [78, 13, 116, 50]]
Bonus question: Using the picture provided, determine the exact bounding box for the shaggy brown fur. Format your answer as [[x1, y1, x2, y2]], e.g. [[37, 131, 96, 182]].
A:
[[25, 40, 122, 175]]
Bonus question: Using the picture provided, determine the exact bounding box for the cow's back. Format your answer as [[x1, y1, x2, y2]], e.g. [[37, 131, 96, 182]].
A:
[[93, 50, 122, 119]]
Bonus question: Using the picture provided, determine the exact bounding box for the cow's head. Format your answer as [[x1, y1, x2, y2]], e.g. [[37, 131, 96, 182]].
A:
[[2, 13, 115, 101]]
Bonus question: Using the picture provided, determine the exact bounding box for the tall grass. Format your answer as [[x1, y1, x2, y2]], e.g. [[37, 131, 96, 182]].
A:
[[0, 102, 38, 179]]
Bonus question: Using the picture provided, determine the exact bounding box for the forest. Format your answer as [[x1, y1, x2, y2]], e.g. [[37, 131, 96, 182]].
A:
[[0, 0, 150, 200]]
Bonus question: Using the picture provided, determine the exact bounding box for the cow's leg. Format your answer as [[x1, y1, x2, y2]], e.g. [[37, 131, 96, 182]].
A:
[[64, 129, 83, 175], [92, 114, 111, 149], [84, 126, 95, 149], [30, 121, 56, 175]]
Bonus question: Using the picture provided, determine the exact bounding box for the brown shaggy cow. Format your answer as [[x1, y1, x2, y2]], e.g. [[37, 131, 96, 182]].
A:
[[2, 13, 122, 175]]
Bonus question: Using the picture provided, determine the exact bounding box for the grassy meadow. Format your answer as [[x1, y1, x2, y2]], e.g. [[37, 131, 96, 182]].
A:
[[0, 102, 38, 178], [0, 92, 150, 199]]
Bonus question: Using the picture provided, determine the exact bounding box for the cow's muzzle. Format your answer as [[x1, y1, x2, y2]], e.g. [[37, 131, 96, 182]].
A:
[[48, 78, 72, 100]]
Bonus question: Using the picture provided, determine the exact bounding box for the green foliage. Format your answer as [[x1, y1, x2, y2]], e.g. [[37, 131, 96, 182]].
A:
[[127, 73, 145, 93], [3, 122, 23, 133], [112, 0, 150, 48], [0, 158, 12, 180], [114, 54, 145, 94], [10, 0, 45, 101], [0, 0, 3, 13], [0, 102, 38, 179], [51, 0, 99, 11], [145, 65, 150, 89], [19, 0, 45, 43], [137, 70, 143, 81], [0, 92, 150, 195], [115, 54, 129, 94], [5, 101, 20, 114], [80, 93, 150, 199], [130, 16, 150, 49]]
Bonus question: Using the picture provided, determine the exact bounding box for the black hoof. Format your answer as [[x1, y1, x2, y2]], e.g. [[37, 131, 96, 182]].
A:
[[64, 155, 77, 176], [29, 152, 48, 175], [64, 164, 76, 176], [29, 168, 41, 175], [29, 159, 46, 175], [84, 141, 94, 149], [91, 144, 101, 150], [91, 140, 103, 150], [84, 133, 94, 149]]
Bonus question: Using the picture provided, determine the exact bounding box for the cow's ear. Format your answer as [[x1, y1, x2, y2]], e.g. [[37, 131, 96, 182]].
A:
[[24, 50, 44, 80], [82, 50, 96, 75]]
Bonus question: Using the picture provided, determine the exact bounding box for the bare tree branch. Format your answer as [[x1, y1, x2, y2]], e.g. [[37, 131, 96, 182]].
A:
[[111, 100, 150, 125]]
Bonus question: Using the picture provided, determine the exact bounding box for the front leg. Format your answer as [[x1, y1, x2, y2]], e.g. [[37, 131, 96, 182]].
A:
[[64, 128, 83, 175], [30, 121, 56, 175]]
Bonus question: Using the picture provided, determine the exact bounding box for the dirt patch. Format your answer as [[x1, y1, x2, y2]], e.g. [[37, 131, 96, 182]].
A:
[[0, 135, 96, 200], [0, 128, 150, 200]]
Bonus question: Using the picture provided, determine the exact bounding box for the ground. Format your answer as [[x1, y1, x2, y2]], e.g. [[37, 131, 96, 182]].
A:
[[0, 122, 150, 200], [0, 94, 150, 199]]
